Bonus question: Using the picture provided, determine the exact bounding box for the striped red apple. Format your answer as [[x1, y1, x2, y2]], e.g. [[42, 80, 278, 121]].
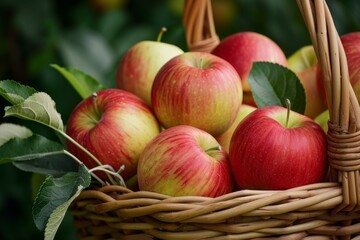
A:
[[137, 125, 233, 197], [66, 88, 161, 181], [212, 31, 288, 107], [151, 51, 243, 136]]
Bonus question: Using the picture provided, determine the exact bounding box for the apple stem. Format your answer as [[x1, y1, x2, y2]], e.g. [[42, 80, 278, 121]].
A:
[[157, 27, 167, 42], [205, 145, 222, 154], [285, 98, 291, 128], [199, 58, 204, 69]]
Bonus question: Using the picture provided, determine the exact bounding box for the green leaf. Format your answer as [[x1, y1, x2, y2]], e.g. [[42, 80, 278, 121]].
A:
[[0, 123, 33, 146], [0, 80, 37, 105], [0, 133, 64, 164], [13, 154, 78, 177], [248, 62, 306, 114], [4, 92, 64, 131], [44, 184, 85, 240], [33, 164, 91, 233], [51, 64, 104, 99]]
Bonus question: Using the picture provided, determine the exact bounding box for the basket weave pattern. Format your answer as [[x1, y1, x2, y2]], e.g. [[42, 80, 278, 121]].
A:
[[71, 0, 360, 239]]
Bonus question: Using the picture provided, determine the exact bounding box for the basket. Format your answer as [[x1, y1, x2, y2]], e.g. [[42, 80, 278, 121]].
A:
[[70, 0, 360, 239]]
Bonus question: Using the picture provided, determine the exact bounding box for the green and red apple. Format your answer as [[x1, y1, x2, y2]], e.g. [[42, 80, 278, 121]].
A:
[[229, 105, 327, 190], [151, 51, 243, 136], [288, 45, 327, 119], [212, 31, 288, 106], [137, 125, 233, 197], [116, 28, 184, 106], [66, 88, 161, 181]]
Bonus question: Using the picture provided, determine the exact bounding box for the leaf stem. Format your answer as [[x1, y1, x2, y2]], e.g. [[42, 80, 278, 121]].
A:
[[58, 131, 118, 185]]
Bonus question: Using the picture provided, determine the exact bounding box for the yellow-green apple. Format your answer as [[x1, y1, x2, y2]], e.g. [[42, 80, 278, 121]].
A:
[[151, 51, 243, 136], [288, 45, 327, 118], [314, 109, 329, 133], [116, 28, 184, 106], [66, 88, 161, 181], [229, 105, 327, 190], [211, 31, 287, 107], [215, 104, 256, 153], [137, 125, 233, 197]]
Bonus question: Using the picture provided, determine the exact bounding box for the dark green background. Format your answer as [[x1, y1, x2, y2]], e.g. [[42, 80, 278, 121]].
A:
[[0, 0, 359, 239]]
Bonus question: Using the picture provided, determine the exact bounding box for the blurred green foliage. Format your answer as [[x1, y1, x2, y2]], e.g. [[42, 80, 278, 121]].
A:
[[0, 0, 359, 239]]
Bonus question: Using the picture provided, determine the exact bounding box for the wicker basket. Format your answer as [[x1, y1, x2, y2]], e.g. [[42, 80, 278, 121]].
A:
[[70, 0, 360, 239]]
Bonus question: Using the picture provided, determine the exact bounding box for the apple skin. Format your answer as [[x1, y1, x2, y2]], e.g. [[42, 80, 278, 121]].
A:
[[116, 40, 184, 106], [66, 88, 161, 181], [229, 106, 327, 190], [317, 32, 360, 107], [341, 32, 360, 103], [314, 109, 329, 133], [215, 104, 256, 153], [287, 45, 327, 119], [137, 125, 233, 197], [212, 31, 287, 106], [151, 51, 243, 136]]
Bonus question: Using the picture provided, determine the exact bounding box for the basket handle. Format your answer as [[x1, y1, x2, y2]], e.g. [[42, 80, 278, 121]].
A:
[[298, 0, 360, 212], [183, 0, 220, 52]]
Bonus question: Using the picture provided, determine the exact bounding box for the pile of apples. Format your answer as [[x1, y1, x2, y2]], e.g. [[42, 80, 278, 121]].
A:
[[65, 28, 360, 197]]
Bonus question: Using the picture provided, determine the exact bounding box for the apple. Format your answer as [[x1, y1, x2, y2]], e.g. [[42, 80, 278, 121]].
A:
[[229, 105, 327, 190], [314, 109, 329, 133], [212, 31, 288, 106], [151, 51, 243, 136], [340, 32, 360, 103], [287, 45, 327, 119], [66, 88, 161, 181], [317, 32, 360, 107], [137, 125, 233, 197], [116, 28, 184, 106], [215, 104, 256, 153]]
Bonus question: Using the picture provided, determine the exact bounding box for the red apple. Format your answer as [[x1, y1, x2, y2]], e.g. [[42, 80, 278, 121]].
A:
[[116, 28, 184, 106], [212, 31, 287, 106], [66, 88, 161, 181], [151, 51, 243, 136], [137, 125, 233, 197], [317, 32, 360, 107], [287, 45, 327, 119], [340, 32, 360, 103], [215, 104, 256, 153], [229, 105, 327, 190]]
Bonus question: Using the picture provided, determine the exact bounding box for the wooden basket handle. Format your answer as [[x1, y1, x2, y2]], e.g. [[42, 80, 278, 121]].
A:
[[298, 0, 360, 212], [183, 0, 220, 52]]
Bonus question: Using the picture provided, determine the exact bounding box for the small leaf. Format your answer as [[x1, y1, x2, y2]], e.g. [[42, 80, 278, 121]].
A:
[[0, 123, 33, 146], [51, 64, 104, 99], [0, 132, 64, 163], [248, 62, 306, 114], [0, 80, 37, 105], [44, 184, 84, 240], [33, 164, 91, 232], [13, 154, 78, 177], [4, 92, 64, 131]]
